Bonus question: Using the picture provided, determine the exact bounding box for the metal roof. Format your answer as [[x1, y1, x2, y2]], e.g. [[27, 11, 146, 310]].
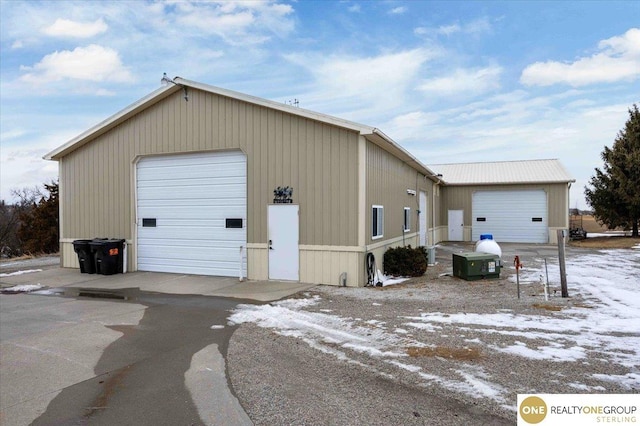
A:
[[43, 77, 440, 181], [427, 159, 575, 185]]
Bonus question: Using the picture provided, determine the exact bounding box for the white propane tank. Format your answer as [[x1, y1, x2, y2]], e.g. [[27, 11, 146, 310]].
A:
[[475, 235, 502, 258]]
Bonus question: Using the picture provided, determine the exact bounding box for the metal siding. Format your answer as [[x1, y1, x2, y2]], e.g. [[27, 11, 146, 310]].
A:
[[365, 142, 431, 246], [59, 89, 360, 266]]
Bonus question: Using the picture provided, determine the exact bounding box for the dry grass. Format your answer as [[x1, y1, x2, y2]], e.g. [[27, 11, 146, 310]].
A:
[[570, 215, 639, 249], [407, 346, 482, 361], [578, 215, 610, 233], [569, 236, 639, 249], [532, 303, 563, 312], [573, 303, 595, 309], [0, 254, 34, 263]]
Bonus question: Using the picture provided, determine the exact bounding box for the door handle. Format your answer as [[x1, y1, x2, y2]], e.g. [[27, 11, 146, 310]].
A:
[[269, 239, 273, 250]]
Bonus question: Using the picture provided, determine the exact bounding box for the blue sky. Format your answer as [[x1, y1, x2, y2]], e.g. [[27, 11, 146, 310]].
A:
[[1, 1, 639, 209]]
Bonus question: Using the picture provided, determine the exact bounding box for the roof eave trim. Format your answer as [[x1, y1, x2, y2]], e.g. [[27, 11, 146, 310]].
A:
[[443, 179, 576, 186]]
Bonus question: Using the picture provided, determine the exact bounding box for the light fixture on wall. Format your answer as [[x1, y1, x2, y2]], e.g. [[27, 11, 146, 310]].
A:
[[407, 189, 416, 196], [160, 73, 189, 102]]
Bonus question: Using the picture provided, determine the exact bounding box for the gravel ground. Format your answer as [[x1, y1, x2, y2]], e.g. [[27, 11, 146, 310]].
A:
[[228, 243, 638, 425]]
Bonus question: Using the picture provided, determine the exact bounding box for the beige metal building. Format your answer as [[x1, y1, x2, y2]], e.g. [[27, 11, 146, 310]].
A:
[[45, 78, 441, 286], [45, 78, 573, 286], [430, 160, 575, 245]]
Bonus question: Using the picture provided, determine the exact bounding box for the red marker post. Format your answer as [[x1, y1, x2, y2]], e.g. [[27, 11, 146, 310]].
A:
[[514, 256, 523, 299]]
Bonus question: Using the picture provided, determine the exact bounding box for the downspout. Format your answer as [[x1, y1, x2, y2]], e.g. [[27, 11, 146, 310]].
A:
[[567, 182, 572, 228], [432, 182, 437, 245]]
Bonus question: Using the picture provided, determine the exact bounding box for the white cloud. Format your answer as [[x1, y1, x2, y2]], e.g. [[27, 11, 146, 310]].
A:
[[434, 24, 460, 36], [42, 18, 108, 38], [348, 4, 361, 13], [0, 128, 26, 141], [415, 17, 492, 37], [19, 44, 133, 84], [521, 28, 640, 87], [388, 6, 407, 15], [419, 65, 503, 96], [464, 17, 492, 35], [384, 111, 441, 141], [0, 146, 59, 202], [284, 48, 437, 115], [387, 90, 635, 209], [170, 0, 294, 45]]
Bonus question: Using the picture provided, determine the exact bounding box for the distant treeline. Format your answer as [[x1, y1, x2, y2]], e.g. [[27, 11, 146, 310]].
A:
[[0, 181, 59, 258]]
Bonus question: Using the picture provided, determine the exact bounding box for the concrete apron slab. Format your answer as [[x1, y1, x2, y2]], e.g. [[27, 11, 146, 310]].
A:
[[1, 268, 316, 302]]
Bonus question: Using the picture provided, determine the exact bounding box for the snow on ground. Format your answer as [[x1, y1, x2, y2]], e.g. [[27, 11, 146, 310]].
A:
[[1, 283, 43, 293], [0, 269, 43, 277], [368, 269, 410, 287], [229, 248, 640, 409]]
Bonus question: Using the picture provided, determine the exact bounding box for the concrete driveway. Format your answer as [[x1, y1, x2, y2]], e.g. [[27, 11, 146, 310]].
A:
[[0, 268, 315, 425], [0, 267, 316, 301]]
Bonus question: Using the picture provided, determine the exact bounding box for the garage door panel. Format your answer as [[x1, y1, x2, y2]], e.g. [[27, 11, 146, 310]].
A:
[[136, 262, 240, 277], [138, 238, 243, 249], [472, 190, 547, 243], [136, 151, 247, 277], [137, 165, 245, 182], [137, 176, 245, 189], [138, 200, 245, 210], [137, 185, 246, 201], [138, 227, 245, 241], [137, 208, 245, 222], [137, 152, 243, 167], [138, 245, 242, 262]]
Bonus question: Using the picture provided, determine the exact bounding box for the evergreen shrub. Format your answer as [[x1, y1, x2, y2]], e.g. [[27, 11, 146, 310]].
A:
[[383, 245, 427, 277]]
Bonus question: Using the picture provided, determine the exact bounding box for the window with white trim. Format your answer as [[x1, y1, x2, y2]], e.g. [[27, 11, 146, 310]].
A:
[[372, 205, 384, 239], [404, 207, 411, 232]]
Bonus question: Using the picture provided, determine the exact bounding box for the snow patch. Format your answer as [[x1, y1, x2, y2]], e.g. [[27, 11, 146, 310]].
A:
[[0, 269, 43, 277], [592, 373, 640, 390], [1, 283, 43, 293], [386, 360, 422, 372], [228, 249, 639, 408], [369, 269, 410, 287]]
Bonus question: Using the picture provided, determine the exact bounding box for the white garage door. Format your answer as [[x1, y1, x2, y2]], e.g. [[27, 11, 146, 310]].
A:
[[136, 151, 247, 276], [472, 190, 548, 243]]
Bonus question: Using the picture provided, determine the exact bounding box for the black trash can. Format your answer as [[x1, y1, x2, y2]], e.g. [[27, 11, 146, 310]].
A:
[[72, 239, 96, 274], [90, 239, 125, 275]]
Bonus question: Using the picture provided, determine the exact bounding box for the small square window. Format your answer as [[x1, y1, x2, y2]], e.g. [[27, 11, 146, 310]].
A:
[[404, 207, 411, 232], [372, 205, 384, 239]]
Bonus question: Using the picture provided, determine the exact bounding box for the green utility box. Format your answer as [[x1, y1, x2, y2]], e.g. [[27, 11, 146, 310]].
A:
[[452, 252, 501, 281]]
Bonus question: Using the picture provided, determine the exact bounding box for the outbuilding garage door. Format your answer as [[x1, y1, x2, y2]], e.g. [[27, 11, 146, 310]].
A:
[[136, 151, 247, 276], [472, 190, 548, 243]]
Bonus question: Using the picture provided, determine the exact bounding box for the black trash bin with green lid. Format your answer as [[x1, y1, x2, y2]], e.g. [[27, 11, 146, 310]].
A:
[[72, 240, 96, 274], [90, 239, 125, 275]]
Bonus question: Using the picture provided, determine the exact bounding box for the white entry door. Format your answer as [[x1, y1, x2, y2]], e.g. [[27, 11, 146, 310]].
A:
[[268, 204, 299, 281], [448, 209, 464, 241], [419, 191, 427, 246]]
